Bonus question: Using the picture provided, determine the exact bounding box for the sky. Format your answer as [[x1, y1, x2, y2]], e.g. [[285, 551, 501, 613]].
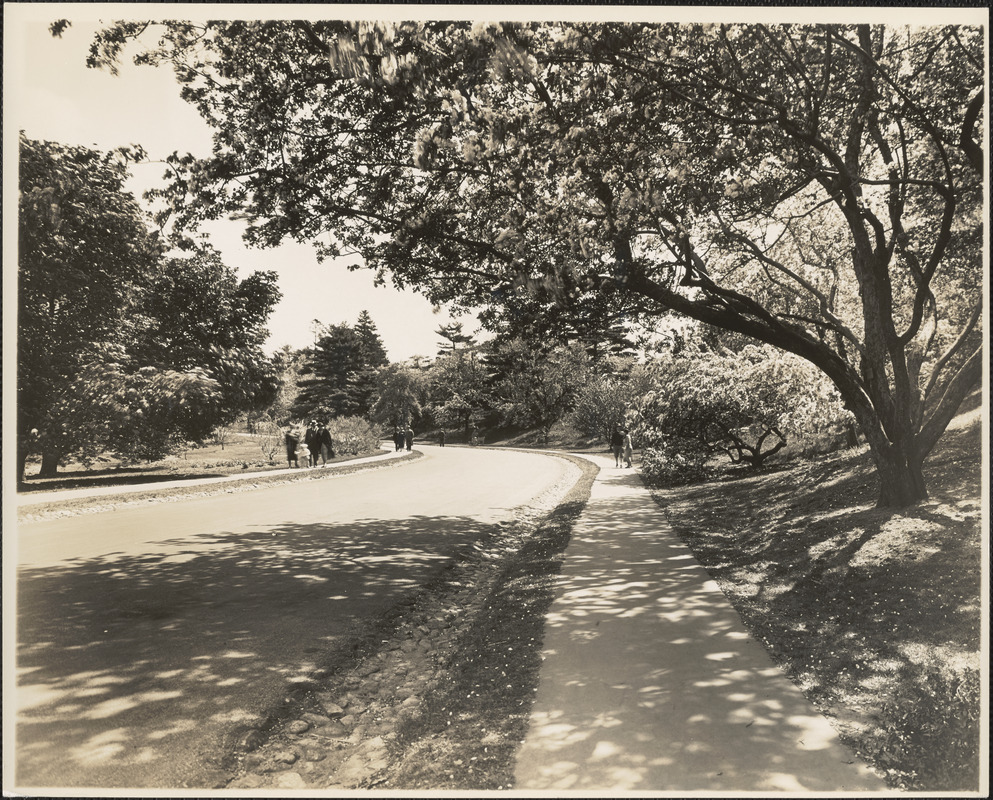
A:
[[5, 11, 479, 361]]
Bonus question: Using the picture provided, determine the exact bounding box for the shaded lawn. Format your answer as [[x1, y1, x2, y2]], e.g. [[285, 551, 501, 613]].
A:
[[649, 410, 982, 792], [19, 434, 381, 493]]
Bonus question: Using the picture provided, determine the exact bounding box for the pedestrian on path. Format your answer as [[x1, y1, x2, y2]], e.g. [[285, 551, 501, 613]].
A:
[[624, 429, 634, 468], [284, 428, 299, 468], [318, 423, 334, 466], [610, 424, 624, 467], [295, 428, 311, 468], [439, 430, 446, 447], [405, 425, 414, 451], [393, 426, 404, 452], [304, 421, 321, 467]]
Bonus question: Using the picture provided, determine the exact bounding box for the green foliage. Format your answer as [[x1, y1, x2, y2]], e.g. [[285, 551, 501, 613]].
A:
[[254, 416, 284, 463], [371, 363, 427, 428], [640, 438, 712, 488], [18, 134, 160, 476], [325, 416, 380, 456], [489, 339, 589, 444], [83, 20, 985, 504], [292, 313, 389, 421], [17, 136, 280, 476], [428, 348, 490, 439], [435, 323, 475, 355], [263, 345, 308, 425], [567, 361, 651, 442], [109, 366, 222, 463], [634, 342, 851, 469]]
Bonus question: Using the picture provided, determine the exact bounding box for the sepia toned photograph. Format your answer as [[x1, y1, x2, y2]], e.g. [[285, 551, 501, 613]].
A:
[[3, 3, 987, 796]]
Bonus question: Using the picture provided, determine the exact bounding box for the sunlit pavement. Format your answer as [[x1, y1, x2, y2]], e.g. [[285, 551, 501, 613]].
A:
[[515, 455, 889, 793]]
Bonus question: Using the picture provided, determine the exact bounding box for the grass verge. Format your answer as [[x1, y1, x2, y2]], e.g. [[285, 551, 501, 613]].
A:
[[380, 455, 598, 789], [649, 412, 983, 791]]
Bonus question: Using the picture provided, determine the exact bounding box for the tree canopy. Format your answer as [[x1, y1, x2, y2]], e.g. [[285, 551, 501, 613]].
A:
[[84, 19, 985, 504], [18, 134, 282, 476], [18, 134, 160, 476]]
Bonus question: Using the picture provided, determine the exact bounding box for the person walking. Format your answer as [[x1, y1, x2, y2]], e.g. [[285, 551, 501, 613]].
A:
[[304, 421, 321, 467], [318, 423, 334, 466], [439, 430, 446, 447], [610, 424, 624, 467], [393, 426, 403, 452], [405, 425, 414, 452], [285, 428, 299, 468], [624, 428, 634, 468]]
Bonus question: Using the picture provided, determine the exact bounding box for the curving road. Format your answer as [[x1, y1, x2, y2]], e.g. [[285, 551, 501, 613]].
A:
[[13, 445, 580, 790]]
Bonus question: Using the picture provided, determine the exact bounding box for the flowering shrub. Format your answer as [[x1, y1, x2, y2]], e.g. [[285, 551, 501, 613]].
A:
[[327, 416, 380, 456], [640, 437, 711, 487]]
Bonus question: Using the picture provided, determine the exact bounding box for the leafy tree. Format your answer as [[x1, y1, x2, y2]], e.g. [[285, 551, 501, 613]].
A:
[[428, 346, 490, 441], [568, 361, 653, 442], [490, 339, 589, 445], [255, 415, 284, 463], [291, 324, 360, 420], [17, 134, 161, 478], [258, 344, 307, 426], [85, 20, 984, 505], [18, 135, 281, 476], [371, 363, 427, 429], [129, 245, 282, 428], [635, 344, 851, 469], [353, 309, 390, 412], [108, 365, 223, 462], [435, 322, 475, 354]]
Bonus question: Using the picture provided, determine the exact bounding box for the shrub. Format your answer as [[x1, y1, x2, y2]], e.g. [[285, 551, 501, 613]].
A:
[[871, 664, 980, 790], [640, 438, 711, 487], [327, 416, 379, 456]]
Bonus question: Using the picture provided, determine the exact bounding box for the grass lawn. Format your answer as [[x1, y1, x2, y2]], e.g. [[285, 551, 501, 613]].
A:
[[649, 405, 983, 791], [18, 431, 374, 494]]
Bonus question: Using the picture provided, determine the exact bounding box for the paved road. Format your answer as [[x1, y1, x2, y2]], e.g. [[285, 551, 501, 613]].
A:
[[13, 445, 578, 791]]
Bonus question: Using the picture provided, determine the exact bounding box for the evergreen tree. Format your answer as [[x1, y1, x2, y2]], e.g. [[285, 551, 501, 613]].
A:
[[291, 312, 389, 420], [352, 310, 389, 413]]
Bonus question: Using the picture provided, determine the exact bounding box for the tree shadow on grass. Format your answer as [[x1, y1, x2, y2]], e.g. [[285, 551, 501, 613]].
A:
[[650, 424, 982, 790], [15, 514, 501, 790]]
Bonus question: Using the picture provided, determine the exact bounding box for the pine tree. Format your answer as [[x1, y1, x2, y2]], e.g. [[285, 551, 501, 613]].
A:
[[291, 312, 389, 421]]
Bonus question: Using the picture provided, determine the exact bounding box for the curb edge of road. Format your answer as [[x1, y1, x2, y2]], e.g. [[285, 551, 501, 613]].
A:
[[17, 450, 426, 523]]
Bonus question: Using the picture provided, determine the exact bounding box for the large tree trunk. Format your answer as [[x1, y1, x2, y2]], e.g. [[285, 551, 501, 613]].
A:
[[871, 442, 927, 507], [39, 449, 61, 478]]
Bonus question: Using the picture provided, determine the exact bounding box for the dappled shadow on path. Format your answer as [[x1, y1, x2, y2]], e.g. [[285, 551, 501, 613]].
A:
[[15, 514, 496, 789], [516, 465, 884, 793]]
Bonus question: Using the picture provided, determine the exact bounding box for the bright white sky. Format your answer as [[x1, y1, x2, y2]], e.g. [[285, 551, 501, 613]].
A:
[[5, 12, 479, 361]]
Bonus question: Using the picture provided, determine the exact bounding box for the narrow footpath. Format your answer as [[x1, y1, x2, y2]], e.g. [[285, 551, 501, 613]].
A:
[[514, 454, 889, 793]]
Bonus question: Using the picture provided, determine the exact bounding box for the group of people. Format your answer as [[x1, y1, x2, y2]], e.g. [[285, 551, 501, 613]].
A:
[[610, 424, 634, 468], [393, 425, 415, 452], [284, 421, 335, 468]]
